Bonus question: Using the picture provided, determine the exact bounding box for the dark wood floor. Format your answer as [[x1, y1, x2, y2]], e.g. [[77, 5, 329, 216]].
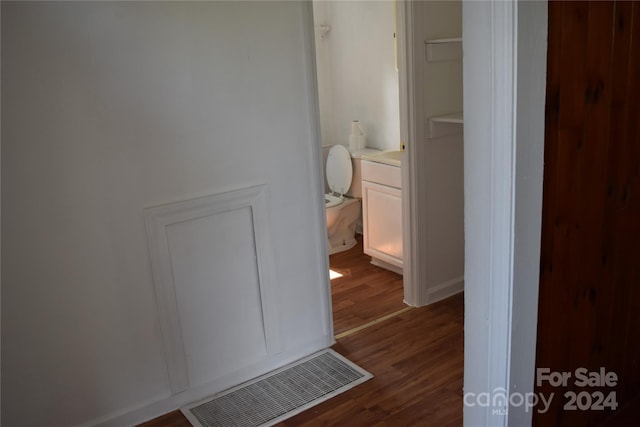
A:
[[278, 294, 464, 426], [141, 236, 464, 426], [329, 234, 406, 335]]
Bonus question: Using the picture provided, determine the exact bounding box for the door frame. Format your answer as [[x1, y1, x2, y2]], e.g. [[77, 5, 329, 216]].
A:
[[310, 1, 548, 425], [308, 0, 423, 309], [397, 0, 421, 306], [462, 1, 547, 426]]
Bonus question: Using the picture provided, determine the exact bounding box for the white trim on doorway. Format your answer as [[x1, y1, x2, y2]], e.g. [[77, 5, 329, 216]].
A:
[[301, 0, 336, 345], [397, 0, 465, 308], [310, 2, 546, 425], [396, 0, 421, 306], [463, 1, 547, 426]]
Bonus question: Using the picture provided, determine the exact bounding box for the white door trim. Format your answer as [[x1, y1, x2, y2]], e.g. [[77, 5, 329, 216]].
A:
[[397, 0, 422, 306], [463, 1, 547, 426], [462, 1, 517, 424]]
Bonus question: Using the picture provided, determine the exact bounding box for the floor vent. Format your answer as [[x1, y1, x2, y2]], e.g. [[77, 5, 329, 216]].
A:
[[181, 349, 373, 427]]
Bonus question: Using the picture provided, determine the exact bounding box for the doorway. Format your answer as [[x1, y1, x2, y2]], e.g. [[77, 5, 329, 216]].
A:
[[311, 0, 407, 336], [311, 0, 465, 337]]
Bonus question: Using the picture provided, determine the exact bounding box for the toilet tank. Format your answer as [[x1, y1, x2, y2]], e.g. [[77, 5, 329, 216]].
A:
[[347, 148, 382, 198]]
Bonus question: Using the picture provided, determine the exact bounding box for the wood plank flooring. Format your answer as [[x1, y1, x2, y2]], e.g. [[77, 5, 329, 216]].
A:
[[278, 293, 464, 427], [140, 236, 464, 426], [329, 235, 406, 335]]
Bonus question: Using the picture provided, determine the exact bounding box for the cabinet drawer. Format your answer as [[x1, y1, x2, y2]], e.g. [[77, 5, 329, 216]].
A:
[[361, 160, 401, 188]]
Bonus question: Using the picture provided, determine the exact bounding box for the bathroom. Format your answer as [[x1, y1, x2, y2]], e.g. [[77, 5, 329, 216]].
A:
[[313, 0, 465, 331], [313, 1, 400, 156], [313, 0, 405, 334]]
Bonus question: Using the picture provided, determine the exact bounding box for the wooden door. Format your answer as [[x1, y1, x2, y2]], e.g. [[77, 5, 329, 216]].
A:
[[535, 1, 640, 425]]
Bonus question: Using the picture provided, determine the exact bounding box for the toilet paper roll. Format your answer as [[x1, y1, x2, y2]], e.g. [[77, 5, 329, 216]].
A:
[[349, 120, 366, 152], [351, 120, 364, 136]]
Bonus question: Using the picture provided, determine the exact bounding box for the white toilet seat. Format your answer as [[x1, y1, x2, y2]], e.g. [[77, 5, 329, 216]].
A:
[[326, 145, 353, 198]]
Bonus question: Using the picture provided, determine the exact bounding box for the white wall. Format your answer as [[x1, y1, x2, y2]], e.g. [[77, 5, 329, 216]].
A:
[[313, 1, 399, 152], [462, 1, 494, 422], [509, 1, 547, 425], [418, 2, 463, 119], [1, 2, 331, 426]]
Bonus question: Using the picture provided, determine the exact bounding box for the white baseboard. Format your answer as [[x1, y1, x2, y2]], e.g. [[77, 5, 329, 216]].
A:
[[425, 275, 464, 305], [370, 258, 403, 275]]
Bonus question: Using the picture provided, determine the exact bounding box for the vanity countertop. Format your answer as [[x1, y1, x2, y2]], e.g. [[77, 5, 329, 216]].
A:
[[361, 150, 402, 167]]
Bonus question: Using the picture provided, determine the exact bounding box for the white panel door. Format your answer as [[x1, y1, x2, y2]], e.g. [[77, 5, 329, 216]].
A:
[[144, 185, 282, 394], [166, 207, 267, 388], [362, 181, 403, 267]]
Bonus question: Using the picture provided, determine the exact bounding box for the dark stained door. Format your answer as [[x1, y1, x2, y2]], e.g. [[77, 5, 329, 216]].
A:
[[535, 1, 640, 426]]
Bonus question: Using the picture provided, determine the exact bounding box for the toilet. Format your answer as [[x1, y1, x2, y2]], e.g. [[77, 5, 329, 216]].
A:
[[325, 145, 361, 254]]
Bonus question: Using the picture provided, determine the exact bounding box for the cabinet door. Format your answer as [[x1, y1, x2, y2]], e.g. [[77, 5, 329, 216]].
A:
[[362, 180, 403, 267]]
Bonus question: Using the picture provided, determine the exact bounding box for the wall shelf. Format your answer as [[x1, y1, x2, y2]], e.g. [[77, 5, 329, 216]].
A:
[[428, 112, 463, 138], [425, 37, 462, 62]]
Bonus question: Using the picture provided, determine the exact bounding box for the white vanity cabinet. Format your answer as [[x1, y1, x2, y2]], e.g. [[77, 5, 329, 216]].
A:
[[361, 158, 403, 274]]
